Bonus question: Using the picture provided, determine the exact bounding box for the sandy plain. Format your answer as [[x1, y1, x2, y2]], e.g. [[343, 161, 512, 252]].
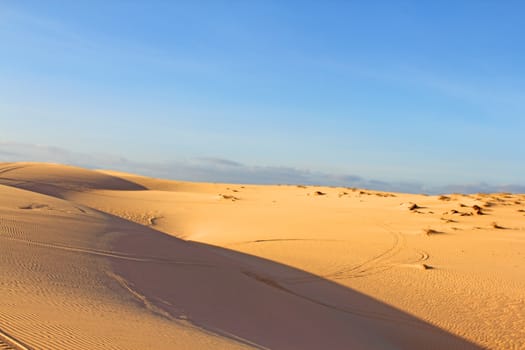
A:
[[0, 162, 523, 349]]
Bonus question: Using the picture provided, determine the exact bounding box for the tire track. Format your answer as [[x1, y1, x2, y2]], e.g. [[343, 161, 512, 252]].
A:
[[321, 225, 431, 278], [242, 270, 441, 331], [0, 234, 213, 267], [329, 225, 405, 279], [0, 328, 32, 350], [0, 164, 29, 176], [228, 238, 346, 246], [283, 223, 407, 283], [0, 215, 212, 267], [231, 222, 427, 285]]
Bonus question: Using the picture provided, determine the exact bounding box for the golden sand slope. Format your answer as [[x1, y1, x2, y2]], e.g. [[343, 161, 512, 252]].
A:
[[1, 163, 523, 349]]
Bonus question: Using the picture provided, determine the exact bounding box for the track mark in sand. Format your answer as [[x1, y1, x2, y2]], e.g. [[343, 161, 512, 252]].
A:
[[414, 249, 430, 262], [396, 250, 433, 270], [106, 271, 174, 320], [228, 238, 345, 246], [148, 216, 162, 226], [107, 273, 270, 350], [329, 226, 405, 279], [328, 225, 433, 278], [232, 224, 420, 283], [286, 223, 426, 283], [16, 204, 88, 215], [399, 263, 433, 270], [0, 235, 213, 268], [18, 203, 51, 210], [0, 164, 29, 176], [0, 340, 17, 350], [242, 270, 439, 331], [0, 328, 32, 350]]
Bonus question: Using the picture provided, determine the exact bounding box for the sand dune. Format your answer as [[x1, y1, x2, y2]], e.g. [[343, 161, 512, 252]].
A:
[[0, 163, 523, 349]]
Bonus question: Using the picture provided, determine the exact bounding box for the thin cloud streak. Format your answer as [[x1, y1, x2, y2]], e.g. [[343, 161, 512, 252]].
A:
[[0, 141, 523, 195]]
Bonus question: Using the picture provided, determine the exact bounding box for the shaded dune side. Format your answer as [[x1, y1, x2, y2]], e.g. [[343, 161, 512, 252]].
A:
[[0, 163, 146, 198], [97, 169, 235, 193]]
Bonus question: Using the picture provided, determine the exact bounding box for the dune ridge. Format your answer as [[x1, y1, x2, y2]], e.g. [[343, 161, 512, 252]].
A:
[[0, 162, 523, 349]]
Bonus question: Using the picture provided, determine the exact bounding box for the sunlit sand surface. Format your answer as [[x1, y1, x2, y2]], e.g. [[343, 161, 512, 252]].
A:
[[1, 162, 523, 349]]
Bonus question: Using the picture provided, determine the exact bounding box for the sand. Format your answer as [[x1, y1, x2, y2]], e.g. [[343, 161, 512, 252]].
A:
[[0, 162, 523, 349]]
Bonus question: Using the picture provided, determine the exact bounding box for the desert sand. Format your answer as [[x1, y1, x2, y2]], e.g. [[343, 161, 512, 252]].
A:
[[0, 162, 523, 349]]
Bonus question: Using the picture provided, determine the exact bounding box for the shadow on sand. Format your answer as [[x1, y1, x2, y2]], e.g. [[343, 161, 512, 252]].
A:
[[108, 216, 482, 350]]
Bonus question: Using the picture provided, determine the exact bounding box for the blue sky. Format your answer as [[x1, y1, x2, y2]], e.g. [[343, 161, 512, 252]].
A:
[[1, 1, 524, 191]]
